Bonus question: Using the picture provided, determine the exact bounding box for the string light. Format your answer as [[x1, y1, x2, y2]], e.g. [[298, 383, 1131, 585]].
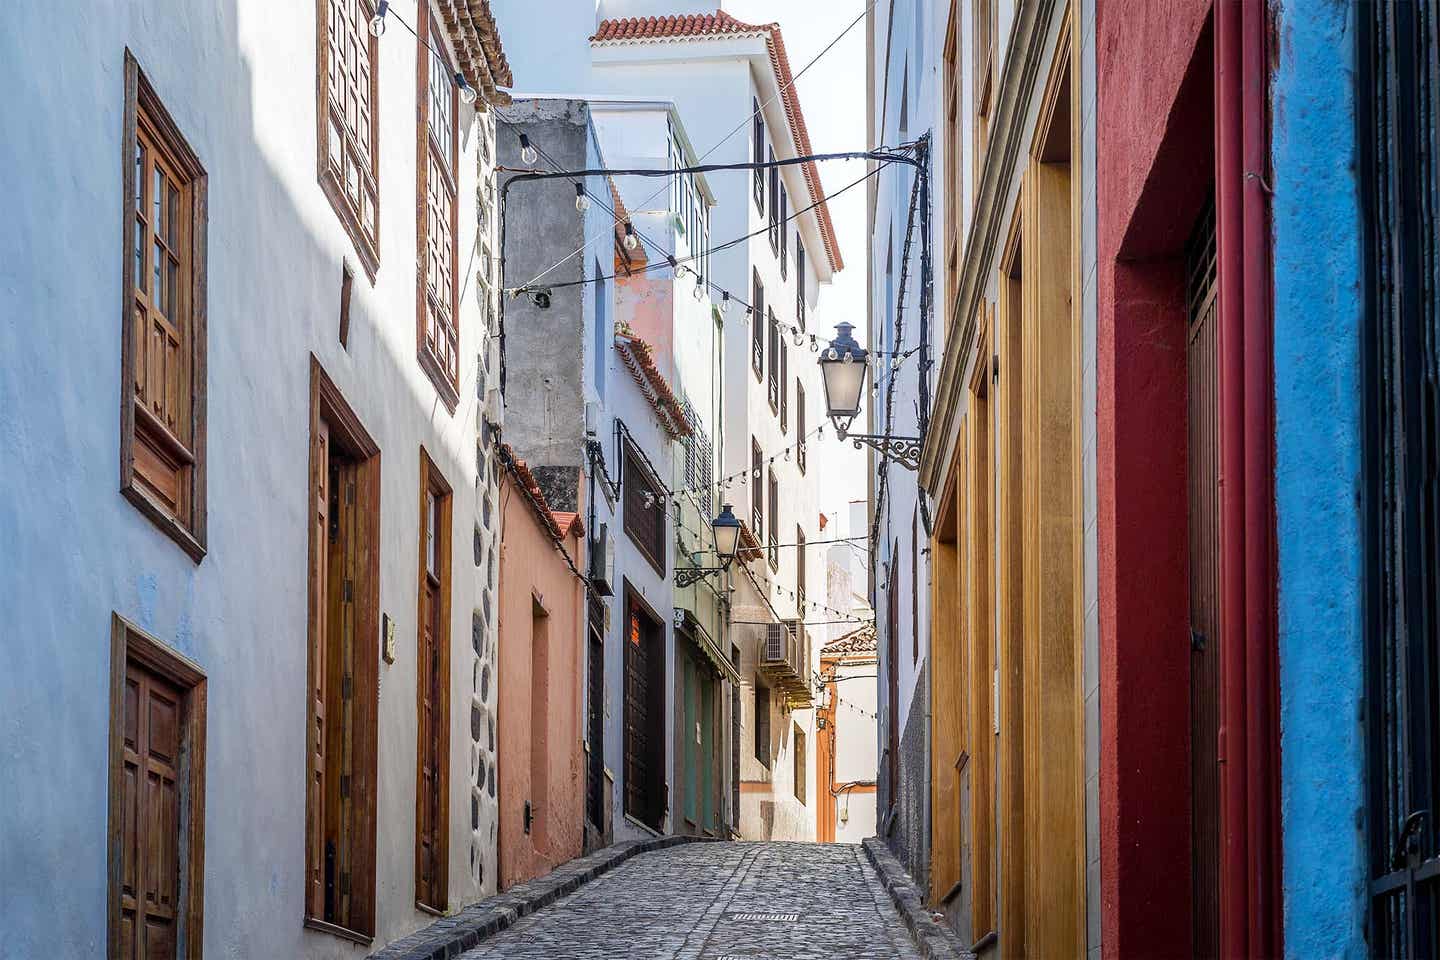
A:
[[518, 133, 539, 166], [368, 0, 389, 36], [623, 222, 639, 251], [574, 183, 591, 213]]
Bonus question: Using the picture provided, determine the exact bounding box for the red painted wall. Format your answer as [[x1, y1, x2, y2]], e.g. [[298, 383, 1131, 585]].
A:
[[1095, 3, 1212, 958], [497, 472, 586, 890]]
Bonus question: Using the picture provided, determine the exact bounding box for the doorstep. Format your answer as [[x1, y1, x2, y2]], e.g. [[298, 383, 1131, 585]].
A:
[[367, 834, 707, 960]]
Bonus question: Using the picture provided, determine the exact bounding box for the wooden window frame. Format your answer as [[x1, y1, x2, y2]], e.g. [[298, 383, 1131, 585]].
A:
[[796, 382, 808, 474], [304, 356, 381, 943], [415, 1, 462, 411], [767, 310, 781, 413], [623, 440, 667, 576], [107, 613, 208, 960], [779, 187, 789, 279], [779, 342, 789, 433], [793, 723, 807, 804], [751, 439, 764, 536], [767, 468, 779, 571], [767, 147, 781, 253], [414, 446, 452, 913], [943, 0, 963, 309], [755, 681, 772, 768], [752, 99, 765, 212], [120, 50, 208, 563], [752, 270, 765, 379], [796, 525, 807, 612], [316, 0, 381, 280], [795, 241, 806, 330]]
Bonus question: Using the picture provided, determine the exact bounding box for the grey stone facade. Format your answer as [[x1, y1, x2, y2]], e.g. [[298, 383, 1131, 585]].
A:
[[885, 661, 930, 893]]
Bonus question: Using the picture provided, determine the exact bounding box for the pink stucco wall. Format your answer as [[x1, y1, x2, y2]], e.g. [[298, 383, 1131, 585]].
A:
[[496, 471, 586, 890]]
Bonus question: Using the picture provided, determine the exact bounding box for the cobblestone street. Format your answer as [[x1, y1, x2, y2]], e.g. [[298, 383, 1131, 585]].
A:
[[459, 842, 923, 960]]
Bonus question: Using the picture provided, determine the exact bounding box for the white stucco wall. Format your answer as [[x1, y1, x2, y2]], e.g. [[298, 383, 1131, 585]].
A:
[[0, 2, 499, 955]]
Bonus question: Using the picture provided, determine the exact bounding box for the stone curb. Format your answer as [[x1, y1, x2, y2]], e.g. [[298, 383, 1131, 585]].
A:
[[368, 834, 707, 959], [862, 836, 974, 960]]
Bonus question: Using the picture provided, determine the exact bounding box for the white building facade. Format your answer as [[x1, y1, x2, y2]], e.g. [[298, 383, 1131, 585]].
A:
[[589, 9, 844, 844], [0, 1, 511, 955]]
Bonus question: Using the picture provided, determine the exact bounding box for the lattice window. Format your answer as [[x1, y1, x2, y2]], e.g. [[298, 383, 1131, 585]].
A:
[[319, 0, 380, 275], [121, 52, 207, 560], [418, 7, 460, 407]]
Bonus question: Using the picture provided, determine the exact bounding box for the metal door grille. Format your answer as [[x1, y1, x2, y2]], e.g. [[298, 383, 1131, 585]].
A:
[[586, 599, 605, 831], [1361, 1, 1440, 954], [1185, 196, 1221, 960]]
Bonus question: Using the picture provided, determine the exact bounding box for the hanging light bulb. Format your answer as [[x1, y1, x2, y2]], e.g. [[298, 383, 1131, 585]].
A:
[[753, 468, 761, 480], [810, 335, 819, 353], [518, 134, 539, 166], [721, 291, 731, 318], [693, 275, 705, 302], [575, 183, 591, 213], [793, 328, 804, 347], [784, 448, 791, 461], [454, 72, 478, 105], [623, 222, 639, 251], [368, 0, 389, 36]]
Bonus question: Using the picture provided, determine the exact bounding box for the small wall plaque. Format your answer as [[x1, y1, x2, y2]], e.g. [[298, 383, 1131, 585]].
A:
[[382, 614, 396, 664]]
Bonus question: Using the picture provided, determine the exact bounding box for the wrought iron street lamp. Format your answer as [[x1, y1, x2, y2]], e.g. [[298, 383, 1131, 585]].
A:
[[818, 323, 922, 471], [675, 504, 743, 588]]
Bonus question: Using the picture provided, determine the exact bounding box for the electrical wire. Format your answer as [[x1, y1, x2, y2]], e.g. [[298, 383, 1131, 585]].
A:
[[513, 0, 881, 290]]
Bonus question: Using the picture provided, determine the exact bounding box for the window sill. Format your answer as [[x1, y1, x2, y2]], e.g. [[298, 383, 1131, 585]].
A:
[[418, 347, 461, 415], [121, 485, 206, 563], [317, 172, 379, 283], [303, 916, 373, 946]]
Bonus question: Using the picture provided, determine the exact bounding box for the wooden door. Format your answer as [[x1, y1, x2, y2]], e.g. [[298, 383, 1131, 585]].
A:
[[308, 419, 330, 919], [624, 601, 659, 828], [118, 662, 184, 960], [586, 602, 605, 831], [416, 575, 442, 907], [682, 651, 698, 828], [1186, 200, 1222, 959]]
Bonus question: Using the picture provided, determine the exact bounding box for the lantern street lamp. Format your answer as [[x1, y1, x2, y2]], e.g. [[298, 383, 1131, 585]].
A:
[[817, 322, 923, 471], [675, 504, 744, 588]]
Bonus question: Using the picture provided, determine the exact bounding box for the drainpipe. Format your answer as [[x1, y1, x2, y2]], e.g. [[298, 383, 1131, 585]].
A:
[[1240, 0, 1281, 952], [1216, 1, 1281, 955]]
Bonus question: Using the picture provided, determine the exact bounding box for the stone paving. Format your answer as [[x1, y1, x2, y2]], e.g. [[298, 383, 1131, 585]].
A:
[[459, 841, 924, 959]]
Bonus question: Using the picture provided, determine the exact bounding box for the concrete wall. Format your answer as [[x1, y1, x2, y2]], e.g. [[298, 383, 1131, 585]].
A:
[[0, 1, 497, 954], [1270, 2, 1367, 955], [498, 99, 597, 473], [496, 469, 586, 889]]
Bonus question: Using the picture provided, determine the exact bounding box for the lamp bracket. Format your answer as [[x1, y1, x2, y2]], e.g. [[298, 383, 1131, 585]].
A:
[[839, 430, 922, 471], [675, 566, 729, 589]]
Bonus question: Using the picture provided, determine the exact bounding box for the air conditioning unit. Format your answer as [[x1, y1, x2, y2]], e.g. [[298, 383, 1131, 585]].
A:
[[483, 386, 504, 428], [584, 401, 600, 437], [590, 522, 615, 597], [764, 622, 787, 663]]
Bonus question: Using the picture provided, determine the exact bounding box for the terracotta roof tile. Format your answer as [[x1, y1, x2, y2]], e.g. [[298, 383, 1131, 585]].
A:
[[437, 0, 513, 106], [820, 625, 878, 657], [615, 330, 693, 440], [592, 9, 844, 272]]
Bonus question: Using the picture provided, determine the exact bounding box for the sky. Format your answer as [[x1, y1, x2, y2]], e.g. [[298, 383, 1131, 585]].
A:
[[722, 0, 873, 541]]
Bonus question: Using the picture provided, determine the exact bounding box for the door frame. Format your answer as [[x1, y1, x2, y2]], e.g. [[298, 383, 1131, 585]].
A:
[[107, 612, 208, 960], [414, 445, 452, 913]]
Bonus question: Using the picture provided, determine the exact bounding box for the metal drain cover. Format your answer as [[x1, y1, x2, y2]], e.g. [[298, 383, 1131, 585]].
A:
[[724, 912, 800, 922]]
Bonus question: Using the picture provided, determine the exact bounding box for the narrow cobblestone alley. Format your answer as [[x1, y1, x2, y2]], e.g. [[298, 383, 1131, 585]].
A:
[[459, 842, 923, 960]]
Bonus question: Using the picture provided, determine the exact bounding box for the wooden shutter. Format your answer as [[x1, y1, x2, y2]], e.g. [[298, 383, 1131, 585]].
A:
[[120, 52, 208, 561], [755, 681, 772, 768]]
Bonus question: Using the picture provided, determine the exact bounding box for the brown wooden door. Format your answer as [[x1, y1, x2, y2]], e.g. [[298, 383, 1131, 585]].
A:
[[624, 599, 663, 829], [118, 662, 184, 960], [1186, 201, 1221, 959], [308, 420, 329, 919], [417, 576, 442, 906]]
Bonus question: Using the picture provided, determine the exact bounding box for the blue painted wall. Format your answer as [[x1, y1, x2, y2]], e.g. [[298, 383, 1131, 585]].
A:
[[1271, 1, 1367, 955]]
